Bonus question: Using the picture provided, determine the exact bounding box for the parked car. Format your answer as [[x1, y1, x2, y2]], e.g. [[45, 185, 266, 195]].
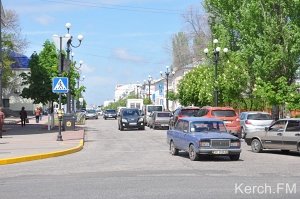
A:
[[169, 106, 200, 129], [239, 111, 273, 138], [85, 109, 98, 119], [103, 109, 117, 120], [245, 118, 300, 153], [167, 117, 241, 161], [148, 111, 171, 129], [118, 108, 145, 131], [197, 106, 241, 138]]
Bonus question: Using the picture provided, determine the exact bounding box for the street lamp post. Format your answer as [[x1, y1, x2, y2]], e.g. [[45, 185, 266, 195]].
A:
[[136, 81, 140, 98], [52, 34, 70, 141], [204, 39, 228, 107], [74, 60, 84, 112], [65, 22, 84, 114], [147, 75, 152, 102], [160, 66, 175, 111]]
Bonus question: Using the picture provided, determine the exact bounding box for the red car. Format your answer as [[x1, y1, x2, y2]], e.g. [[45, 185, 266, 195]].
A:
[[169, 106, 200, 128], [198, 106, 241, 138]]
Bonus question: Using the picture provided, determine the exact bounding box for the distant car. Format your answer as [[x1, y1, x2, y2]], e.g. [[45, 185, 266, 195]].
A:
[[239, 111, 273, 138], [118, 108, 145, 131], [103, 109, 117, 120], [85, 109, 98, 119], [198, 106, 241, 138], [245, 118, 300, 153], [169, 106, 200, 129], [167, 117, 241, 161], [149, 111, 171, 129]]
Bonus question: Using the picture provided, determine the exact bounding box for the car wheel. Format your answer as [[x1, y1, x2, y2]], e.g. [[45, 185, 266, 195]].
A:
[[120, 126, 124, 131], [153, 125, 156, 130], [229, 154, 240, 161], [170, 141, 179, 155], [241, 128, 245, 139], [251, 139, 262, 153], [189, 144, 200, 161], [104, 118, 107, 120]]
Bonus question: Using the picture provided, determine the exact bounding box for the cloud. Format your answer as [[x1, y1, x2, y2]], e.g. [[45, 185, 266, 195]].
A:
[[113, 48, 144, 62], [80, 63, 95, 74], [35, 15, 55, 26]]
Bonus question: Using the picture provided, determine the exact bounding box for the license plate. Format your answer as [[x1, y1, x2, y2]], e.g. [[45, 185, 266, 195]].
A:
[[212, 150, 228, 154], [161, 124, 168, 126], [129, 123, 137, 125]]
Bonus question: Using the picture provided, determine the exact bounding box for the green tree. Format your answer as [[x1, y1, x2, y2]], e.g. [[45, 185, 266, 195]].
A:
[[20, 41, 59, 107]]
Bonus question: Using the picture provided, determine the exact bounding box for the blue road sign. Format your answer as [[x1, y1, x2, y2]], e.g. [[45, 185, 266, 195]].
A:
[[52, 77, 69, 93]]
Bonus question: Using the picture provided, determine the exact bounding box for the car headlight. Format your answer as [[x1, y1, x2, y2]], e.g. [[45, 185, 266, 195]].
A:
[[138, 117, 144, 122], [122, 118, 128, 123], [199, 141, 210, 147], [230, 141, 240, 147]]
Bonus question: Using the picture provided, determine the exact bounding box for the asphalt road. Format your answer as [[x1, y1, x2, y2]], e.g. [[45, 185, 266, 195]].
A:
[[1, 117, 299, 199]]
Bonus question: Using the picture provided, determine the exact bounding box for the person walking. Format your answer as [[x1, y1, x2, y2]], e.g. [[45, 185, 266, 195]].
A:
[[20, 107, 28, 127], [0, 107, 5, 138], [34, 107, 41, 123], [39, 107, 43, 121]]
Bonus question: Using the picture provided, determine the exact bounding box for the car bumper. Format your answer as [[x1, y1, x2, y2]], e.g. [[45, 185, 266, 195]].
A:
[[197, 148, 241, 155], [104, 115, 117, 118], [121, 122, 144, 129], [226, 127, 242, 138]]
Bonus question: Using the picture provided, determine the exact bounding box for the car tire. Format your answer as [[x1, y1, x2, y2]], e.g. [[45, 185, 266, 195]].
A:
[[251, 139, 263, 153], [104, 118, 107, 120], [189, 144, 200, 161], [170, 141, 179, 156], [120, 126, 124, 131], [153, 125, 156, 130], [241, 128, 245, 139], [229, 154, 240, 161], [139, 126, 145, 130]]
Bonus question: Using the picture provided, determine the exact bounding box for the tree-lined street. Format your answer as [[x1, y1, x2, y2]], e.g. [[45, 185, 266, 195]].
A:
[[1, 118, 299, 198]]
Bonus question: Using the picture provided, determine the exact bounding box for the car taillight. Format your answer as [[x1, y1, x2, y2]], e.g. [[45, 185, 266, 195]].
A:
[[235, 118, 240, 122], [245, 120, 251, 124]]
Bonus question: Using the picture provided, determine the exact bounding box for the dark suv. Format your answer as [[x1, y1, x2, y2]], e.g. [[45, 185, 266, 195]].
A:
[[118, 108, 145, 131], [103, 109, 117, 120], [198, 106, 241, 138], [169, 106, 200, 129]]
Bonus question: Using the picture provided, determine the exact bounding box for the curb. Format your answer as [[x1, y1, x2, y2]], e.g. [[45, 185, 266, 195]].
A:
[[0, 139, 84, 165]]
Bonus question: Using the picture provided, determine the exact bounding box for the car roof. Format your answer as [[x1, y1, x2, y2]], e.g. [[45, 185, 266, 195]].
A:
[[240, 111, 271, 114], [180, 117, 223, 122], [201, 106, 235, 110], [278, 118, 300, 121]]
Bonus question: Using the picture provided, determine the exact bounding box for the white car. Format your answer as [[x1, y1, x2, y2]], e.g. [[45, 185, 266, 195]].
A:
[[85, 109, 98, 119]]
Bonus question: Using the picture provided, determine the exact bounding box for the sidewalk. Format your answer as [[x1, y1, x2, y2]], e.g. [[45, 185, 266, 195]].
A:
[[0, 115, 85, 165]]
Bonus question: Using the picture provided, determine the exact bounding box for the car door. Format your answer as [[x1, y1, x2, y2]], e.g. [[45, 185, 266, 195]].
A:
[[282, 120, 300, 150], [263, 120, 286, 149], [179, 120, 190, 151], [172, 120, 184, 150]]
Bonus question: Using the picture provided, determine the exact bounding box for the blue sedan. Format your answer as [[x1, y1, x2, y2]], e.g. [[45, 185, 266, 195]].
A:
[[167, 117, 241, 161]]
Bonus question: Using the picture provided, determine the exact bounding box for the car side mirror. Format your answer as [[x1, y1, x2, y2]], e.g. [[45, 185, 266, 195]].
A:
[[265, 127, 269, 132]]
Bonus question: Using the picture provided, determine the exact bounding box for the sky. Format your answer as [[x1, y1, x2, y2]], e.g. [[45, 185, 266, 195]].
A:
[[5, 0, 203, 107]]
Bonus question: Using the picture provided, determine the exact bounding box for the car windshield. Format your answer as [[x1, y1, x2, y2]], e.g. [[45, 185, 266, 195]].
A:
[[106, 110, 116, 113], [157, 112, 171, 117], [181, 109, 199, 116], [148, 106, 163, 112], [123, 110, 140, 116], [247, 113, 272, 120], [212, 110, 236, 117], [87, 110, 96, 113], [190, 121, 227, 133]]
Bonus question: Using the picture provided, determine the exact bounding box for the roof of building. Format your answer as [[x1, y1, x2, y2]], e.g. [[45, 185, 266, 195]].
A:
[[10, 51, 30, 69]]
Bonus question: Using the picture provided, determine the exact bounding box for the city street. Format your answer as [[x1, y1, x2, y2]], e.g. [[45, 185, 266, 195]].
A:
[[1, 118, 299, 199]]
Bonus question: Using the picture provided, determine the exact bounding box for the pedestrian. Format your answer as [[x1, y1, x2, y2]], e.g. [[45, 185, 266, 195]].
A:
[[0, 107, 5, 138], [39, 107, 43, 121], [20, 107, 28, 127], [34, 107, 41, 123]]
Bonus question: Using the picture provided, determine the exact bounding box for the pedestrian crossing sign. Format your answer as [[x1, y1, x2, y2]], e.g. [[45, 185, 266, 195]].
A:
[[52, 77, 69, 93]]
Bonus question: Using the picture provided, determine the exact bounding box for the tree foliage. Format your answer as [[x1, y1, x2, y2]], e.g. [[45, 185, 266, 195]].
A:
[[178, 0, 300, 111]]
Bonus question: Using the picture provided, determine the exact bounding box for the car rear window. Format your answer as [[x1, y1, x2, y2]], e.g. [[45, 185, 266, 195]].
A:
[[106, 110, 116, 113], [181, 109, 199, 116], [247, 113, 272, 120], [212, 110, 236, 117], [87, 110, 96, 113], [157, 112, 171, 117]]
